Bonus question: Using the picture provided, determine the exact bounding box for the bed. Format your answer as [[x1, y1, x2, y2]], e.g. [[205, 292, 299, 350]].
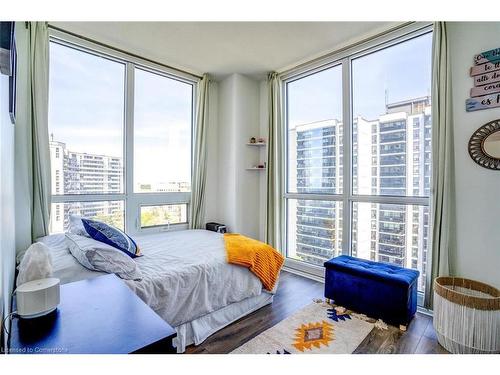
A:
[[37, 229, 276, 353]]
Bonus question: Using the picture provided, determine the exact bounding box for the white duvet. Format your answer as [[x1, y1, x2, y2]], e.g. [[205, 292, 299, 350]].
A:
[[39, 229, 263, 327], [125, 230, 263, 326]]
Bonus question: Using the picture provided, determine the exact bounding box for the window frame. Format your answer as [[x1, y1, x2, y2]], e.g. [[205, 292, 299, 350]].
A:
[[281, 23, 433, 286], [48, 29, 199, 236], [139, 203, 189, 230]]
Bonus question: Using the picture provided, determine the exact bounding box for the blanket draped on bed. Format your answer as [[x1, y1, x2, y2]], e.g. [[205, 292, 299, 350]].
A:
[[224, 233, 284, 291]]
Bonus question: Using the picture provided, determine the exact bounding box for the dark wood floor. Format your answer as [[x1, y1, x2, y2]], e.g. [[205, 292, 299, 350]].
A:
[[185, 271, 448, 354]]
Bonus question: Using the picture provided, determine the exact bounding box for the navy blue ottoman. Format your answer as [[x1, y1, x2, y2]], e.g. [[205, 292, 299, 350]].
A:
[[324, 255, 419, 329]]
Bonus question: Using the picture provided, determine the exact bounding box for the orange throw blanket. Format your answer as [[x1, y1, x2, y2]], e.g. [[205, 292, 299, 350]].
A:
[[224, 233, 284, 291]]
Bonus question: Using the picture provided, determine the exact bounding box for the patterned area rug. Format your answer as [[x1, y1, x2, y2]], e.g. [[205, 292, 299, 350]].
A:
[[231, 301, 376, 354]]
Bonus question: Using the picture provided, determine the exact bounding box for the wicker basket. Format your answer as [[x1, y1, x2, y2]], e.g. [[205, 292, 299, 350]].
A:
[[433, 277, 500, 354]]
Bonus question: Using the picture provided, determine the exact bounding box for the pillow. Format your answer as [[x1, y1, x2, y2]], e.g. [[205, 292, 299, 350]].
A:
[[17, 242, 53, 286], [65, 234, 142, 281], [80, 218, 141, 258], [68, 215, 90, 237]]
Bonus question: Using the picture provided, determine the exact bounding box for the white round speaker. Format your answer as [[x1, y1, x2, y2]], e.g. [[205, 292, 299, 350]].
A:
[[16, 278, 60, 319]]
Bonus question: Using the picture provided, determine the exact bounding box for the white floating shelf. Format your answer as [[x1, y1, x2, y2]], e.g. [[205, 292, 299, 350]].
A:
[[246, 167, 266, 171], [246, 143, 266, 147]]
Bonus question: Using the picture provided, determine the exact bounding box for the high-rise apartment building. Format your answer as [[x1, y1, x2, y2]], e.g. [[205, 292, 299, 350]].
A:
[[290, 97, 431, 291], [49, 138, 124, 233], [288, 120, 343, 265]]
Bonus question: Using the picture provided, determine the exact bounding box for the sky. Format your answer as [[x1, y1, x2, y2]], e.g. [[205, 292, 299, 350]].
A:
[[48, 42, 192, 187], [288, 32, 432, 127]]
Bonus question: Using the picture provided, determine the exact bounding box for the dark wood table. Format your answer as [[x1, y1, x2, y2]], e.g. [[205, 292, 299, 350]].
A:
[[9, 274, 176, 354]]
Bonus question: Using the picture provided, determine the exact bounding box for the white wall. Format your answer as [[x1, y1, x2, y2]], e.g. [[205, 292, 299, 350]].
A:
[[1, 73, 16, 350], [448, 22, 500, 288], [216, 74, 264, 239]]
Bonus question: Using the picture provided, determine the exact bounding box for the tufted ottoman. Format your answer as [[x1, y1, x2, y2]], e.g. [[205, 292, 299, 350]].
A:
[[324, 255, 419, 329]]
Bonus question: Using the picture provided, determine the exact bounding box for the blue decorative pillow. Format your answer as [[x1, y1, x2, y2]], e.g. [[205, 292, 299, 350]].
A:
[[81, 218, 141, 258]]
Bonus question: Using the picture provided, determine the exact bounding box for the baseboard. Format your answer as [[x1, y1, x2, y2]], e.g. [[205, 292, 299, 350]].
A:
[[417, 306, 433, 317], [282, 266, 325, 283]]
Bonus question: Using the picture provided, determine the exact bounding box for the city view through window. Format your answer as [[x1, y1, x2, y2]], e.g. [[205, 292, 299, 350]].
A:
[[48, 41, 192, 234], [286, 32, 432, 292], [49, 138, 190, 232]]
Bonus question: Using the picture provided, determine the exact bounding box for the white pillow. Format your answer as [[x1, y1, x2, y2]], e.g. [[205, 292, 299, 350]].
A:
[[17, 242, 53, 286], [68, 215, 90, 237], [65, 234, 142, 281]]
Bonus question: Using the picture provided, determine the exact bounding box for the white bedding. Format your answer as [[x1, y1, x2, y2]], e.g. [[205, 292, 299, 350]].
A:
[[38, 229, 265, 328], [38, 234, 103, 283], [123, 230, 263, 327]]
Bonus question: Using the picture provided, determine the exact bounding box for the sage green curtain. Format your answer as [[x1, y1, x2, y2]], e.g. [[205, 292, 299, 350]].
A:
[[189, 74, 211, 229], [28, 22, 51, 240], [425, 22, 456, 309], [265, 72, 283, 250]]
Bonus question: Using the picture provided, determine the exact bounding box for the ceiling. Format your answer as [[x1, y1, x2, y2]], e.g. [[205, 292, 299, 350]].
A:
[[51, 22, 395, 80]]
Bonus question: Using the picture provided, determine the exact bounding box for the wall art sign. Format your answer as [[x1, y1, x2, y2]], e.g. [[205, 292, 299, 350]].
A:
[[467, 47, 500, 112], [466, 92, 500, 112], [470, 60, 500, 76], [474, 48, 500, 65], [470, 82, 500, 98], [473, 71, 500, 87]]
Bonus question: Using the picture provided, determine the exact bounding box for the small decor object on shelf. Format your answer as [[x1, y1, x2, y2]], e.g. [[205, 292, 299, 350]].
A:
[[433, 276, 499, 354], [247, 137, 266, 146], [257, 163, 265, 169]]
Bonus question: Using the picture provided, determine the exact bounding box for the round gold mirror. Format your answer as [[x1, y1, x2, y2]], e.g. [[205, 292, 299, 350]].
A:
[[468, 119, 500, 170], [483, 130, 500, 158]]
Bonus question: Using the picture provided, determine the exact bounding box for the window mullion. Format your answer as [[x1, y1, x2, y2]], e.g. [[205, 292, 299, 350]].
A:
[[341, 57, 352, 256], [124, 62, 135, 234], [284, 193, 343, 201], [50, 194, 126, 203], [349, 195, 429, 206]]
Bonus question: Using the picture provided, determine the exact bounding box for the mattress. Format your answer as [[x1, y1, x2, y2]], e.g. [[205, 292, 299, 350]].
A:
[[38, 230, 266, 338]]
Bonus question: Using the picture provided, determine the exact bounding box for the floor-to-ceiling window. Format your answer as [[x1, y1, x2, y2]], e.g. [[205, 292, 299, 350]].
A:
[[48, 30, 196, 235], [286, 65, 344, 266], [284, 24, 432, 302]]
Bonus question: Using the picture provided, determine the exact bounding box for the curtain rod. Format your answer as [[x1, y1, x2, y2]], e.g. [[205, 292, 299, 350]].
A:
[[47, 24, 203, 79], [278, 21, 419, 77]]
